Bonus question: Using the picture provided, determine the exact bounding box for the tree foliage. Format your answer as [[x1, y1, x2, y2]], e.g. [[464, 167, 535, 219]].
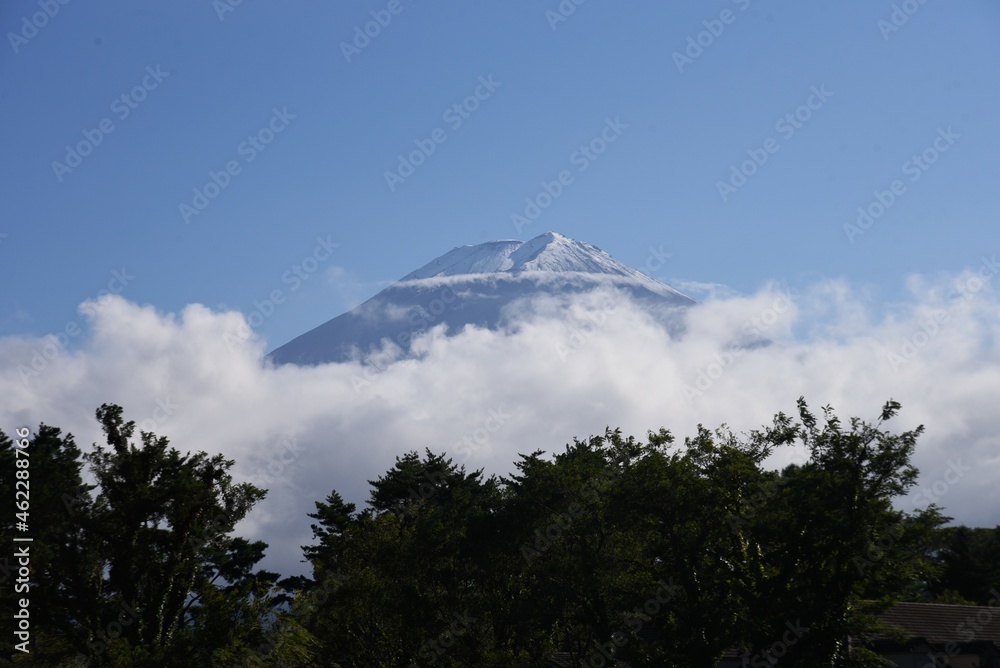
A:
[[3, 398, 991, 666], [294, 398, 950, 667], [0, 404, 306, 667]]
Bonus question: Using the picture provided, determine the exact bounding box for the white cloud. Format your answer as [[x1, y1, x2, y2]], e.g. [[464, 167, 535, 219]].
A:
[[1, 273, 998, 577]]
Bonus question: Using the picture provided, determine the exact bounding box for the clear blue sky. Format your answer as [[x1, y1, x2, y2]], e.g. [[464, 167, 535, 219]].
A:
[[2, 0, 998, 350]]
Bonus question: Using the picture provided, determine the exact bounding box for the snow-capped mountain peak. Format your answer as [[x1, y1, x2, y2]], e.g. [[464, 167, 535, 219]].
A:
[[401, 232, 643, 280], [269, 232, 694, 366], [400, 239, 522, 279]]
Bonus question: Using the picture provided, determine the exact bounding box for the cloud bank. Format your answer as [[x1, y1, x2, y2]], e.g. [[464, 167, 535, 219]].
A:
[[2, 267, 998, 577]]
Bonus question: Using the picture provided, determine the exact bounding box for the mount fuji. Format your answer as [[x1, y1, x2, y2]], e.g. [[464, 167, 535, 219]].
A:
[[267, 232, 695, 366]]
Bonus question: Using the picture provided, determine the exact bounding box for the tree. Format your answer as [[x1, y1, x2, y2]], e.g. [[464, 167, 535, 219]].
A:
[[500, 432, 636, 664], [80, 403, 287, 665], [928, 525, 1000, 605], [0, 424, 97, 663], [295, 398, 946, 667], [741, 399, 946, 667], [299, 450, 503, 666], [0, 405, 302, 667], [611, 425, 775, 667]]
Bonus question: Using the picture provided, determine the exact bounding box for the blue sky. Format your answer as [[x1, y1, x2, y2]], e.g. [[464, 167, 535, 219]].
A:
[[3, 1, 999, 350]]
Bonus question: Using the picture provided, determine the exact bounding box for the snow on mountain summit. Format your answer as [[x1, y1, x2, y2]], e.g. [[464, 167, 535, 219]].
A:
[[268, 232, 694, 366], [400, 239, 523, 279], [402, 232, 645, 280]]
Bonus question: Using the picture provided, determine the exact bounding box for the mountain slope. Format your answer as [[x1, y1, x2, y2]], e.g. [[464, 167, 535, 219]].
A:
[[268, 232, 694, 366]]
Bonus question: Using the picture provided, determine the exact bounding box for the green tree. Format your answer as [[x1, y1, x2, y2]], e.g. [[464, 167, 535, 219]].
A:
[[612, 425, 775, 667], [929, 525, 1000, 605], [0, 424, 98, 664], [299, 450, 502, 667], [501, 430, 649, 665], [80, 403, 287, 665], [1, 405, 305, 667], [293, 398, 946, 667], [742, 399, 945, 667]]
